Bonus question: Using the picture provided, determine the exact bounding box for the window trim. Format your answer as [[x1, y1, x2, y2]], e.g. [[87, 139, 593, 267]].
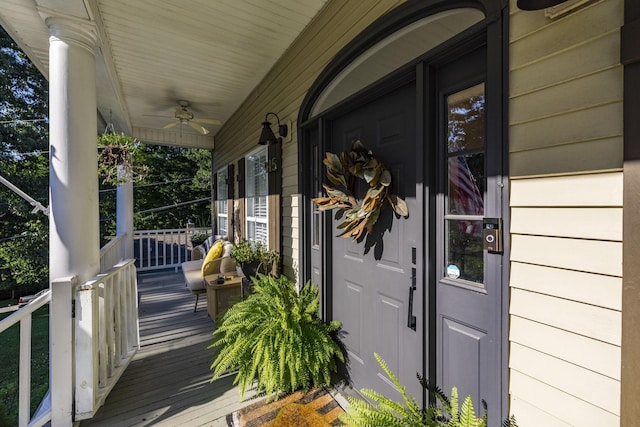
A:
[[244, 146, 269, 244], [215, 167, 229, 238]]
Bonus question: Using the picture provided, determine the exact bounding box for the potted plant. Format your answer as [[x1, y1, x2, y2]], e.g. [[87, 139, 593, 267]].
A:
[[209, 274, 345, 400], [190, 232, 209, 248], [97, 128, 148, 185], [230, 239, 279, 278]]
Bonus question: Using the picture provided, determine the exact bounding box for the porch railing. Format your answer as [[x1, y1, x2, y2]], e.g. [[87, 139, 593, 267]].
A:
[[99, 232, 127, 273], [74, 259, 139, 420], [133, 227, 209, 271], [0, 290, 52, 427]]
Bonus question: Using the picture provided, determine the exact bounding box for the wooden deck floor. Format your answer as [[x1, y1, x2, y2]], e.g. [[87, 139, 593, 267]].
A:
[[80, 271, 255, 427]]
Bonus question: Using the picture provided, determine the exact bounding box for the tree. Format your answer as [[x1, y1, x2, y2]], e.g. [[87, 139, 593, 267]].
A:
[[99, 143, 211, 242], [0, 25, 49, 297]]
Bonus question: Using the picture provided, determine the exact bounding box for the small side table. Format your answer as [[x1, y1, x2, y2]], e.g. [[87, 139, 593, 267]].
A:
[[204, 275, 242, 320]]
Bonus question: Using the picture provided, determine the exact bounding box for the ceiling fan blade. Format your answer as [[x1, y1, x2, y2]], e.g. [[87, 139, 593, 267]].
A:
[[189, 121, 210, 135], [193, 118, 221, 125], [162, 121, 178, 129]]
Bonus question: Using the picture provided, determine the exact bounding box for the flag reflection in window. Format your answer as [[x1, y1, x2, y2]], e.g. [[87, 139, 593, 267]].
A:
[[445, 83, 485, 284]]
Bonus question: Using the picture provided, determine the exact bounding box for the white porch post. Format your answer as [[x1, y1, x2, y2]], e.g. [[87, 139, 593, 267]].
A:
[[47, 17, 99, 426], [116, 165, 134, 259]]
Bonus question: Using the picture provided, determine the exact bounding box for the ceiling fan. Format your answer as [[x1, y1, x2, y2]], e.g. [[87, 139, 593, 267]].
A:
[[160, 101, 221, 135]]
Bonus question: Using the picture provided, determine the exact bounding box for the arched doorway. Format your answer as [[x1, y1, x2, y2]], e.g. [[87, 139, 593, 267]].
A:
[[299, 1, 509, 424]]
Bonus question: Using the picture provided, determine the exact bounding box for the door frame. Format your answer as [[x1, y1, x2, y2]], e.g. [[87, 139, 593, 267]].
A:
[[298, 0, 510, 418]]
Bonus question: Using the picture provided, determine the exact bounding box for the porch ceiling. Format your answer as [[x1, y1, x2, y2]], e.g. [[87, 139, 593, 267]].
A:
[[0, 0, 328, 149]]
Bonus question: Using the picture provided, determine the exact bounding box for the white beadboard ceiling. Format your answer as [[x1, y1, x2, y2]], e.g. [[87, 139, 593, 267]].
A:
[[0, 0, 328, 148]]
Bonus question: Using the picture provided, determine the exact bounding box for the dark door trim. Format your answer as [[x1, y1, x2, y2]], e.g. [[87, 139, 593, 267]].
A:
[[621, 0, 640, 422]]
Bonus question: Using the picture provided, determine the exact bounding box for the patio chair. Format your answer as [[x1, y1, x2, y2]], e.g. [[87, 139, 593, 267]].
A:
[[181, 240, 235, 311]]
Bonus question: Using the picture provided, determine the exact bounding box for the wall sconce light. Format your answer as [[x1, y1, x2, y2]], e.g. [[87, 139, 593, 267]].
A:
[[258, 112, 288, 146], [516, 0, 568, 10]]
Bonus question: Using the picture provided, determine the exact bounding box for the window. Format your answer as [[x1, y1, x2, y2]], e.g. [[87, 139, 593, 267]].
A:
[[444, 82, 485, 284], [216, 168, 229, 237], [245, 147, 268, 244]]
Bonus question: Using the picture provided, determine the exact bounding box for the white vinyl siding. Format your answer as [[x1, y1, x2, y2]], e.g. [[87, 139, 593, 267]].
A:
[[508, 0, 623, 425], [216, 168, 228, 237], [245, 147, 268, 244]]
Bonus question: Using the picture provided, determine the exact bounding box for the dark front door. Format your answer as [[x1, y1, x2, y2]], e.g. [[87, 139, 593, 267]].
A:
[[328, 81, 424, 401], [316, 41, 505, 423], [433, 44, 504, 425]]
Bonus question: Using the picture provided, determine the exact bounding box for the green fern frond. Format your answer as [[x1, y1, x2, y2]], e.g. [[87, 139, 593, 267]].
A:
[[449, 387, 459, 426], [209, 274, 344, 400], [503, 415, 519, 427]]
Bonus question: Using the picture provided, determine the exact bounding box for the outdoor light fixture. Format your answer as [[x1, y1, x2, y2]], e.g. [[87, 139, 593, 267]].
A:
[[516, 0, 569, 10], [258, 112, 288, 145]]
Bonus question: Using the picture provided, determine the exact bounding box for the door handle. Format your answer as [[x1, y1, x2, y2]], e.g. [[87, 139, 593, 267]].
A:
[[407, 267, 416, 330]]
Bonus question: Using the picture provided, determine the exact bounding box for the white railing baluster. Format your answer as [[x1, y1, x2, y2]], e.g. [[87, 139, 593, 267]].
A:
[[154, 230, 159, 268], [119, 271, 127, 359], [18, 315, 32, 427], [98, 280, 107, 388], [114, 271, 122, 368]]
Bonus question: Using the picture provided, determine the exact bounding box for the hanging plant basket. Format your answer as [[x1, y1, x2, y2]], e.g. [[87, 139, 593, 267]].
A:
[[312, 140, 408, 242], [97, 128, 148, 185]]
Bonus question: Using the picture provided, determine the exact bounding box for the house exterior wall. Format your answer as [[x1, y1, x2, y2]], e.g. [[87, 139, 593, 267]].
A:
[[214, 0, 625, 423], [212, 0, 405, 279], [508, 0, 624, 425]]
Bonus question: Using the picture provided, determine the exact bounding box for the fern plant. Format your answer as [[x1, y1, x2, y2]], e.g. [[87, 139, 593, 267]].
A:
[[209, 274, 344, 400], [340, 353, 516, 427]]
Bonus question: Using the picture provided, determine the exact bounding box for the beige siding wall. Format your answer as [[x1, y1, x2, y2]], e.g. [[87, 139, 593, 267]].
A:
[[508, 0, 623, 425], [212, 0, 405, 279]]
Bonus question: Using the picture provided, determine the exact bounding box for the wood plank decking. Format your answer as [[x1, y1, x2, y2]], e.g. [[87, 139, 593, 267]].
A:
[[81, 271, 255, 427]]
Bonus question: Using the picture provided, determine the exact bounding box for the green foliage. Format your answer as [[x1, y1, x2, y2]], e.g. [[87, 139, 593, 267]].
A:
[[190, 232, 210, 245], [0, 307, 50, 425], [340, 353, 428, 427], [0, 24, 49, 295], [99, 145, 212, 241], [230, 239, 279, 275], [341, 353, 515, 427], [209, 275, 344, 400], [97, 130, 148, 185]]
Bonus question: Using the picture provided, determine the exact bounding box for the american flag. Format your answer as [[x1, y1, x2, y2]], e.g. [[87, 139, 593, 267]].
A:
[[448, 155, 483, 234]]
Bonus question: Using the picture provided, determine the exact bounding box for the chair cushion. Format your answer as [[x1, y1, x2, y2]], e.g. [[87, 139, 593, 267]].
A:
[[219, 242, 237, 275], [201, 240, 225, 276], [182, 260, 205, 291]]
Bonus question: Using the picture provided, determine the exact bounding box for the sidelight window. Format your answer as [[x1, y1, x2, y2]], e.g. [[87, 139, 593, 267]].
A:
[[444, 83, 485, 284]]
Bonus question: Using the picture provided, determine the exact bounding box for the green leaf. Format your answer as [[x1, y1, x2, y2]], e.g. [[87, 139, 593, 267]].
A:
[[326, 187, 349, 199], [388, 194, 409, 217], [379, 170, 391, 186], [363, 167, 376, 183]]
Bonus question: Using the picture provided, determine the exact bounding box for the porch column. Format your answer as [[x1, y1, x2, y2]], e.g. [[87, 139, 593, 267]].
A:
[[116, 165, 134, 259], [47, 17, 99, 427], [48, 17, 99, 283]]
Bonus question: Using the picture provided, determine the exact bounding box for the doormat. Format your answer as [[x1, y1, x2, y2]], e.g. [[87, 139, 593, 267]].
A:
[[226, 388, 345, 426]]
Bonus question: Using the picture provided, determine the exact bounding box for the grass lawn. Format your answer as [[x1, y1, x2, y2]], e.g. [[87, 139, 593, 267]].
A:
[[0, 304, 49, 426]]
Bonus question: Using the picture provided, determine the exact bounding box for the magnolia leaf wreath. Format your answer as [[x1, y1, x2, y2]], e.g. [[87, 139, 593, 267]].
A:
[[312, 140, 409, 241]]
